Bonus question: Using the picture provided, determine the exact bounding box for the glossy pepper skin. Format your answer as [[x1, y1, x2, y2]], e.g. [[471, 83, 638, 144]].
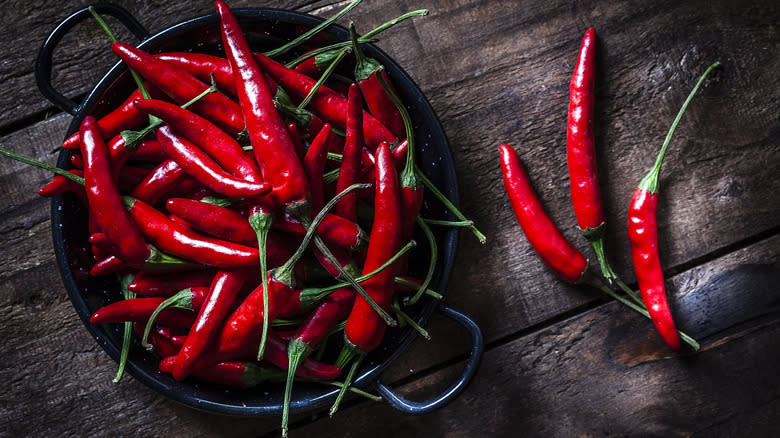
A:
[[80, 116, 150, 267], [253, 52, 397, 150], [62, 88, 148, 150], [111, 42, 245, 136], [627, 189, 681, 351], [215, 0, 310, 209], [343, 143, 402, 352], [567, 28, 605, 236], [334, 84, 364, 222], [499, 144, 588, 283], [125, 197, 268, 269], [155, 126, 271, 199], [173, 269, 249, 380], [133, 98, 262, 183]]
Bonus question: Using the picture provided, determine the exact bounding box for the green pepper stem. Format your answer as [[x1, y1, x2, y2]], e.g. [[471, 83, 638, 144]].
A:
[[639, 62, 720, 194], [264, 0, 363, 58], [281, 338, 311, 438], [0, 146, 85, 185], [393, 299, 431, 340], [416, 169, 487, 244], [405, 217, 437, 306], [249, 211, 273, 361], [329, 353, 363, 417], [299, 240, 416, 307], [113, 273, 136, 383], [297, 48, 351, 111], [582, 273, 700, 351], [284, 9, 427, 68], [141, 288, 194, 351]]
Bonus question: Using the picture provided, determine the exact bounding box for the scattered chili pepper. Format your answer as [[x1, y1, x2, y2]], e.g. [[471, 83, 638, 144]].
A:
[[129, 269, 217, 297], [566, 28, 617, 283], [90, 296, 197, 328], [129, 159, 185, 205], [161, 357, 285, 388], [61, 87, 149, 150], [628, 62, 719, 351]]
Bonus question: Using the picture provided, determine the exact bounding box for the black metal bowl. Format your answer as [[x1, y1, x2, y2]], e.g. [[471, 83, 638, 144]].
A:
[[38, 3, 482, 417]]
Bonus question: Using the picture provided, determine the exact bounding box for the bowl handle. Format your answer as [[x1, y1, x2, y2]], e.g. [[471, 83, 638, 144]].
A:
[[35, 3, 149, 115], [373, 305, 484, 414]]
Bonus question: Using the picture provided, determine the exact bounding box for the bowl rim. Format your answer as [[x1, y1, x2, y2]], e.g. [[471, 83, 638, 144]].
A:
[[50, 6, 459, 416]]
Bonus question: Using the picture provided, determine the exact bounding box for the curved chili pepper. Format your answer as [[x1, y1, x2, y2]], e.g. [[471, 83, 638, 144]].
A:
[[89, 255, 128, 277], [499, 143, 588, 283], [165, 198, 297, 263], [111, 42, 245, 136], [70, 154, 84, 169], [215, 0, 309, 209], [129, 159, 186, 205], [90, 297, 197, 328], [155, 125, 271, 199], [125, 197, 266, 268], [161, 356, 284, 388], [349, 23, 405, 138], [133, 98, 261, 182], [154, 52, 237, 96], [134, 322, 180, 358], [80, 116, 150, 267], [282, 287, 354, 433], [129, 138, 166, 163], [253, 52, 397, 149], [303, 124, 338, 213], [172, 269, 249, 380], [566, 28, 617, 282], [38, 169, 85, 204], [129, 269, 217, 297], [331, 143, 401, 415], [628, 62, 719, 351], [334, 84, 364, 222], [287, 122, 304, 159], [62, 88, 149, 150], [273, 211, 367, 251]]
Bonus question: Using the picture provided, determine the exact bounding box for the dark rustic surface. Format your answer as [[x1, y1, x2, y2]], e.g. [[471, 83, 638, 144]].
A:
[[1, 0, 778, 437]]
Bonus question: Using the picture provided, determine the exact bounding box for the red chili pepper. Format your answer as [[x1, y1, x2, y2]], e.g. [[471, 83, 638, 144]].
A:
[[499, 144, 588, 283], [133, 98, 262, 183], [330, 142, 401, 415], [287, 122, 304, 159], [61, 88, 149, 150], [155, 126, 271, 199], [70, 154, 84, 169], [566, 28, 616, 282], [165, 198, 297, 264], [160, 356, 284, 388], [628, 62, 719, 351], [172, 269, 249, 380], [343, 143, 401, 352], [303, 124, 338, 213], [349, 23, 405, 138], [129, 159, 185, 205], [80, 116, 150, 267], [253, 52, 397, 149], [134, 322, 179, 358], [125, 197, 264, 268], [117, 165, 153, 192], [89, 255, 128, 277], [154, 52, 237, 96], [129, 138, 166, 163], [129, 269, 217, 297], [334, 84, 364, 222], [273, 211, 367, 252], [38, 169, 85, 203], [111, 42, 245, 136], [215, 0, 309, 209], [90, 297, 197, 328], [282, 287, 354, 432]]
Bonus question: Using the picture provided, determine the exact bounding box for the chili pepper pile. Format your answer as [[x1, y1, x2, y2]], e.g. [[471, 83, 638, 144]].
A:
[[0, 1, 485, 435], [500, 28, 719, 352]]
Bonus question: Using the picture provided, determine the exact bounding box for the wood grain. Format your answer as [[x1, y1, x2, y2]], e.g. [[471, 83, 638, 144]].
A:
[[0, 0, 778, 437]]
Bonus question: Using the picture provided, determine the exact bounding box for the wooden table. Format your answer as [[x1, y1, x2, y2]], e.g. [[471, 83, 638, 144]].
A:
[[2, 0, 778, 436]]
